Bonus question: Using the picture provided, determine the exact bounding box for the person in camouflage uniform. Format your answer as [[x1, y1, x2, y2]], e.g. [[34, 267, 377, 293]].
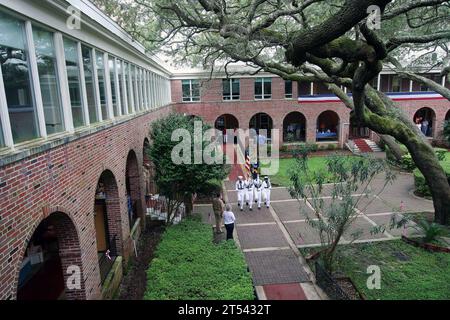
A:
[[212, 193, 225, 233]]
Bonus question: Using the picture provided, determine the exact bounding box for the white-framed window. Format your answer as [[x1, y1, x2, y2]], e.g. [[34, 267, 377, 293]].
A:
[[182, 79, 200, 102], [0, 11, 40, 144], [81, 45, 98, 124], [33, 27, 65, 135], [285, 80, 293, 99], [108, 56, 119, 117], [63, 37, 85, 128], [255, 77, 272, 100], [95, 50, 107, 120], [223, 79, 240, 100], [117, 59, 127, 115]]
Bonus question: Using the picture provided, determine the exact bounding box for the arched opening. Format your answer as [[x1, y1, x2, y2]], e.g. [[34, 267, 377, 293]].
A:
[[446, 109, 450, 122], [215, 114, 239, 144], [283, 112, 306, 142], [126, 150, 143, 230], [94, 170, 122, 285], [249, 112, 273, 140], [17, 212, 84, 300], [316, 110, 339, 141], [414, 107, 435, 137]]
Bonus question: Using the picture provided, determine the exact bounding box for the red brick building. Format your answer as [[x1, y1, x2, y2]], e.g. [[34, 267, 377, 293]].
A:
[[1, 0, 450, 301]]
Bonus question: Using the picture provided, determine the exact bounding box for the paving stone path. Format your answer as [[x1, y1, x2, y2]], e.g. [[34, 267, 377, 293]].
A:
[[194, 151, 434, 300]]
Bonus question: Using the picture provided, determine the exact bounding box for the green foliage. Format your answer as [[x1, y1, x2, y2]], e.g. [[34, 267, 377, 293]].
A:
[[414, 219, 449, 244], [196, 179, 223, 198], [392, 145, 447, 172], [144, 218, 254, 300], [399, 154, 416, 171], [289, 154, 395, 273], [413, 151, 450, 197], [443, 120, 450, 145], [284, 132, 295, 142], [303, 240, 450, 300]]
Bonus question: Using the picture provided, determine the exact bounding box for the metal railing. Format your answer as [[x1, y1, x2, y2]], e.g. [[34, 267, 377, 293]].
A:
[[314, 261, 351, 300]]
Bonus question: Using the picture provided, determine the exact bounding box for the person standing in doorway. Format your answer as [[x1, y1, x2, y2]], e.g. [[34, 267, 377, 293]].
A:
[[421, 118, 429, 136], [223, 204, 236, 240], [212, 193, 224, 233]]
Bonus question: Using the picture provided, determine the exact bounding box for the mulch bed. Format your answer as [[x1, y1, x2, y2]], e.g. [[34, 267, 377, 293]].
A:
[[334, 277, 365, 300], [116, 222, 165, 300]]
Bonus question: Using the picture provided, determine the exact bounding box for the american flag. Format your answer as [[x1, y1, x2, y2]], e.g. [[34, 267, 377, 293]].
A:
[[245, 152, 251, 177]]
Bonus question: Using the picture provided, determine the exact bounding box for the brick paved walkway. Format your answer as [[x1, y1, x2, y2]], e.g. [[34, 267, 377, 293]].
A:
[[194, 148, 434, 300]]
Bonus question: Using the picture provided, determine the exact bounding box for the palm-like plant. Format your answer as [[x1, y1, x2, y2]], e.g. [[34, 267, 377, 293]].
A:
[[413, 219, 449, 244]]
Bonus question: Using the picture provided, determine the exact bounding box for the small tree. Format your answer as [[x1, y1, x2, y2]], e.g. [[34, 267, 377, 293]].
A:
[[147, 114, 229, 223], [288, 150, 395, 273]]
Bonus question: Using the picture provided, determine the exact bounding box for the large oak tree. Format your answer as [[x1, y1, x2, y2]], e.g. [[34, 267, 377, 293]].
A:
[[94, 0, 450, 224]]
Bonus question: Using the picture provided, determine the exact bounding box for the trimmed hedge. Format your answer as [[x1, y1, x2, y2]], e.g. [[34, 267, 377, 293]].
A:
[[414, 151, 450, 197], [144, 218, 254, 300]]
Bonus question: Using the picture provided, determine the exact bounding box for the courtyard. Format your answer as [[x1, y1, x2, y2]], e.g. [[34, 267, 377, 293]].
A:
[[191, 152, 450, 300]]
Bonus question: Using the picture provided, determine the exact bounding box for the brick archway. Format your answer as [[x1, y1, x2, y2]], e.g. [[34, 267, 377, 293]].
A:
[[283, 111, 306, 142], [126, 150, 144, 230], [316, 110, 340, 142], [414, 107, 436, 137], [94, 170, 123, 262], [249, 112, 274, 139], [15, 211, 85, 300]]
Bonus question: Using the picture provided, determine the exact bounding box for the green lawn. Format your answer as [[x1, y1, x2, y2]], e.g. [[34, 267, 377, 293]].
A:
[[267, 156, 356, 186], [144, 218, 254, 300], [303, 240, 450, 300]]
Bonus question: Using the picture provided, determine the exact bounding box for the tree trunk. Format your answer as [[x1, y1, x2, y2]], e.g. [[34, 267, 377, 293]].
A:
[[404, 139, 450, 225], [183, 193, 194, 216], [379, 134, 406, 161]]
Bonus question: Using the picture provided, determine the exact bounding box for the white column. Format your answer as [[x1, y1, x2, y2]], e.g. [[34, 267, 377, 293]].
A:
[[25, 21, 47, 139], [310, 82, 314, 95], [121, 61, 129, 115], [54, 32, 74, 133], [409, 80, 413, 92], [104, 52, 114, 120], [92, 48, 103, 121], [114, 58, 122, 117], [0, 64, 14, 148], [77, 42, 90, 126], [377, 74, 381, 90], [442, 75, 446, 87]]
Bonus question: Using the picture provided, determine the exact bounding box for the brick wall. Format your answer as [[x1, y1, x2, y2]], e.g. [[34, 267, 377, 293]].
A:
[[0, 105, 172, 300], [171, 79, 450, 146]]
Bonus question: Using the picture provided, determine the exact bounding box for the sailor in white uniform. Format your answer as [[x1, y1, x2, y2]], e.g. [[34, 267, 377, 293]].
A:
[[262, 176, 272, 208], [253, 175, 263, 210], [235, 176, 245, 211], [245, 176, 254, 211]]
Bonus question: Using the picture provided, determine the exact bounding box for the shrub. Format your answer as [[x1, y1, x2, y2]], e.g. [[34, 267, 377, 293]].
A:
[[327, 143, 337, 151], [280, 145, 289, 153], [414, 219, 449, 244], [285, 133, 295, 142], [434, 148, 447, 161], [413, 150, 450, 197], [144, 218, 254, 300], [399, 154, 416, 171]]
